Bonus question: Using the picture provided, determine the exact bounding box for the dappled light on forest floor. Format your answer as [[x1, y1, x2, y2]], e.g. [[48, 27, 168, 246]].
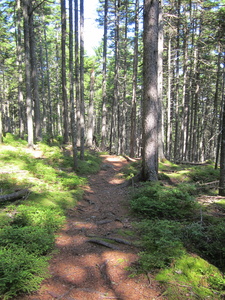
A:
[[16, 155, 165, 300]]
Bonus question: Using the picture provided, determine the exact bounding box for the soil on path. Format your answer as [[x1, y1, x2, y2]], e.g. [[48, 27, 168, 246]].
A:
[[18, 155, 165, 300]]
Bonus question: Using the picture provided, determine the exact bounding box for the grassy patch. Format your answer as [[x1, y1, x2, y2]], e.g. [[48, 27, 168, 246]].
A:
[[0, 137, 101, 299], [126, 159, 224, 299], [130, 182, 199, 220], [156, 254, 225, 299]]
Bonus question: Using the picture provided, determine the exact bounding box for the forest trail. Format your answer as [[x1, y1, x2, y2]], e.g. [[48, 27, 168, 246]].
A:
[[18, 155, 165, 300]]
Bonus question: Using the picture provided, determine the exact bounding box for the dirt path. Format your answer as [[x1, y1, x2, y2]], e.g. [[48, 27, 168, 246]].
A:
[[18, 155, 165, 300]]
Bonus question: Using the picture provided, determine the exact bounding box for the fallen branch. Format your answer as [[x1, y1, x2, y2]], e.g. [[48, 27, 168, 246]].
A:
[[176, 161, 210, 165], [123, 155, 137, 162], [197, 180, 219, 186], [0, 189, 29, 202], [86, 238, 119, 250]]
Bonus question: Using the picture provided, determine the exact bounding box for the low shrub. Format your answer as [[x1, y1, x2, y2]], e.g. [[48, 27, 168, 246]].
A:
[[137, 219, 184, 270], [0, 226, 55, 255], [0, 247, 49, 300], [189, 165, 219, 183], [182, 221, 225, 270], [77, 152, 101, 174], [131, 182, 198, 220], [11, 204, 65, 234], [3, 133, 27, 146]]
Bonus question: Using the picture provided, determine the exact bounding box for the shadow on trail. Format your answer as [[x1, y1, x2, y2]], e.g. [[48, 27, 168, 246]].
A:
[[17, 155, 164, 300]]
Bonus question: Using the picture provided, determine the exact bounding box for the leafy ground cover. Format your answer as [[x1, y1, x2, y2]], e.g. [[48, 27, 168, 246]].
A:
[[123, 159, 225, 299], [0, 134, 101, 300], [1, 134, 225, 299]]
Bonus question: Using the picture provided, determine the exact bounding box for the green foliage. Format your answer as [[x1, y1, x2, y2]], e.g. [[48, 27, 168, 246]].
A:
[[38, 143, 64, 165], [0, 226, 55, 255], [182, 221, 225, 270], [0, 213, 11, 228], [3, 133, 27, 146], [59, 172, 86, 189], [121, 160, 141, 179], [129, 160, 225, 298], [159, 159, 181, 171], [10, 204, 65, 234], [28, 161, 58, 182], [0, 139, 95, 299], [189, 165, 219, 183], [131, 182, 198, 220], [0, 247, 49, 300], [156, 254, 225, 299], [77, 151, 102, 174], [137, 220, 185, 270]]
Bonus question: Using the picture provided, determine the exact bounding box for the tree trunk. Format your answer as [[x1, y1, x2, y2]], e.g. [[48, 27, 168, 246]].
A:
[[43, 17, 53, 140], [130, 0, 139, 158], [219, 80, 225, 195], [87, 70, 95, 147], [16, 0, 24, 139], [0, 88, 2, 144], [114, 0, 120, 155], [211, 45, 221, 160], [166, 36, 171, 159], [216, 55, 225, 169], [74, 0, 80, 147], [181, 21, 188, 161], [30, 11, 42, 142], [174, 0, 181, 161], [101, 0, 108, 151], [80, 0, 85, 160], [23, 0, 34, 148], [61, 0, 69, 144], [158, 0, 164, 160], [141, 0, 159, 181], [69, 0, 78, 170]]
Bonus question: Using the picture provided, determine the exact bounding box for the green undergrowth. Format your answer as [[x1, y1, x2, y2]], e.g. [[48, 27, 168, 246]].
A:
[[125, 159, 225, 299], [0, 135, 102, 299]]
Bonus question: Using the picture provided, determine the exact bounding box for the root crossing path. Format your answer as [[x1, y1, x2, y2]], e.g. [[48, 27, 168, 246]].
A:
[[19, 155, 165, 300]]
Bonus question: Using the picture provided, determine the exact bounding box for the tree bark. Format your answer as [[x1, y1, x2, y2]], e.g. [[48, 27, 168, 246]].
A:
[[74, 0, 80, 147], [16, 0, 25, 139], [30, 10, 42, 142], [166, 36, 171, 159], [23, 0, 34, 148], [87, 70, 95, 147], [69, 0, 78, 170], [219, 91, 225, 196], [101, 0, 108, 151], [130, 0, 139, 158], [80, 0, 85, 160], [141, 0, 159, 181], [61, 0, 69, 144], [158, 0, 164, 160]]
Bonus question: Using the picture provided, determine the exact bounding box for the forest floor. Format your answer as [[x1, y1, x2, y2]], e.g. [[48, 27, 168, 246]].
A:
[[17, 154, 166, 300]]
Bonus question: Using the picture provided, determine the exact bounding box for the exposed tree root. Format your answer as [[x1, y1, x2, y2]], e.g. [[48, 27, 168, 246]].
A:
[[86, 238, 120, 250]]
